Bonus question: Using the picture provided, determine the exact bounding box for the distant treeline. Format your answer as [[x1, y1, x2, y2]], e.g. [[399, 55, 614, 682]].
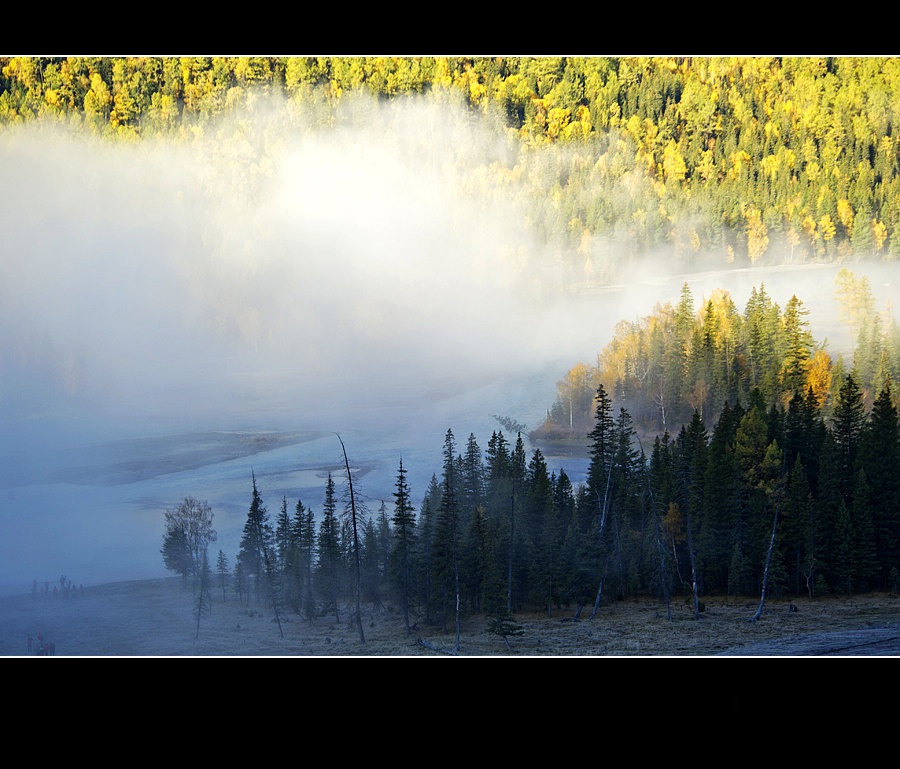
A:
[[4, 55, 900, 281], [536, 269, 900, 441]]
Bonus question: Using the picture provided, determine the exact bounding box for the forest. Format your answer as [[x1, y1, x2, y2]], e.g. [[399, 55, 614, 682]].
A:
[[3, 56, 899, 640], [3, 55, 900, 282], [162, 274, 900, 644]]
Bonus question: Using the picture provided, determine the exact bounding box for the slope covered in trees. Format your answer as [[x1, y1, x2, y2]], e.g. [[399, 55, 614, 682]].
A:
[[535, 269, 900, 442], [3, 55, 900, 285]]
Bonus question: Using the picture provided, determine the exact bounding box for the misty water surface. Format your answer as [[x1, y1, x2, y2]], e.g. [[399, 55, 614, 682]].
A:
[[1, 94, 895, 593]]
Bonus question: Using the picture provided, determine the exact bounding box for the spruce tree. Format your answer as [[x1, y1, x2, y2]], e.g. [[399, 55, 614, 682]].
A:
[[391, 458, 417, 635], [293, 498, 316, 620], [237, 472, 270, 604], [316, 472, 343, 622], [861, 383, 900, 589], [831, 372, 867, 502], [430, 429, 462, 645], [215, 549, 230, 603]]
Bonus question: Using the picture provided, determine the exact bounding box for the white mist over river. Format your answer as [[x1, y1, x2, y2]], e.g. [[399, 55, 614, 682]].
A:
[[1, 94, 896, 593]]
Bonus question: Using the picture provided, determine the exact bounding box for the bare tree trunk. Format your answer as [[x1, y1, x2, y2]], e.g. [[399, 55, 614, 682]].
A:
[[261, 541, 284, 639], [337, 434, 365, 645], [637, 437, 672, 621], [751, 495, 782, 623], [589, 466, 613, 621], [454, 557, 461, 653], [507, 488, 514, 614]]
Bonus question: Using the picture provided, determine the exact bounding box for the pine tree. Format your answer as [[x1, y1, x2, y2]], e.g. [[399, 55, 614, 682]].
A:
[[161, 524, 192, 586], [412, 474, 441, 622], [215, 549, 230, 603], [851, 469, 880, 592], [237, 472, 270, 604], [391, 458, 417, 635], [274, 496, 292, 574], [831, 372, 867, 502], [584, 383, 615, 617], [461, 433, 486, 520], [780, 295, 814, 401], [316, 472, 343, 622], [674, 410, 707, 616], [524, 448, 554, 612], [430, 429, 462, 646], [861, 383, 900, 589], [293, 498, 316, 620]]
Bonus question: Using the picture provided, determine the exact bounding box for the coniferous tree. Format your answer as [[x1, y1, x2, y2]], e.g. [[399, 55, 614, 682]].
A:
[[524, 447, 554, 612], [461, 433, 486, 520], [861, 383, 900, 589], [293, 498, 316, 620], [391, 458, 417, 635], [215, 549, 230, 603], [780, 295, 814, 401], [850, 469, 880, 592], [360, 514, 382, 609], [237, 472, 270, 604], [161, 523, 192, 586], [831, 372, 867, 503], [316, 472, 343, 622], [430, 429, 462, 646], [413, 474, 441, 624], [700, 400, 743, 594], [274, 496, 292, 575], [585, 385, 621, 617], [674, 410, 707, 616]]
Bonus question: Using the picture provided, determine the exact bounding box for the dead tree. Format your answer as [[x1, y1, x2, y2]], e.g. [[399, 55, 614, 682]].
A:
[[337, 433, 365, 645], [589, 464, 613, 621], [751, 471, 786, 623], [639, 438, 672, 622], [261, 534, 285, 639], [194, 550, 212, 641]]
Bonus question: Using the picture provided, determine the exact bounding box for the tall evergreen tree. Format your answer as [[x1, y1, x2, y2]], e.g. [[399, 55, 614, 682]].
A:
[[861, 383, 900, 589], [780, 295, 814, 401], [215, 549, 230, 603], [412, 474, 441, 624], [391, 458, 416, 635], [316, 472, 343, 622], [293, 498, 316, 620], [431, 429, 462, 646], [831, 372, 867, 502], [237, 472, 270, 604]]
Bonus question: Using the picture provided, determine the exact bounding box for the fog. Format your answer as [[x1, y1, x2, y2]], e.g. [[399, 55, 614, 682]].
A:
[[1, 93, 896, 593]]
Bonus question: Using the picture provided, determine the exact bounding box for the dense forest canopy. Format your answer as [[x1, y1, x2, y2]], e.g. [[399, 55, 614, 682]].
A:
[[536, 270, 900, 443], [3, 55, 900, 283]]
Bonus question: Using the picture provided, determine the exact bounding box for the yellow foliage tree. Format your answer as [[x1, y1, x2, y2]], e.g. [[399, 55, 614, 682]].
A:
[[837, 198, 854, 235], [745, 205, 769, 262], [805, 348, 833, 409]]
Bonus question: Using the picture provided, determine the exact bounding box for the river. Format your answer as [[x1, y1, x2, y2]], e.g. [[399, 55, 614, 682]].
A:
[[3, 260, 895, 593]]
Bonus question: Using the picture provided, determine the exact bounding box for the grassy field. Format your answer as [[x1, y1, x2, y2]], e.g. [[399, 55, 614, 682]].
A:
[[3, 577, 899, 657]]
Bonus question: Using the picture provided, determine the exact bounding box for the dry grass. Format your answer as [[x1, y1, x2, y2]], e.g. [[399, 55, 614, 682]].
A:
[[2, 577, 899, 657]]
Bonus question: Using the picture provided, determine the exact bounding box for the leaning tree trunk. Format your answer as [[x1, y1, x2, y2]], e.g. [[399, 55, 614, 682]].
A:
[[261, 542, 284, 639], [338, 434, 365, 645], [751, 489, 783, 624], [589, 466, 613, 621]]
